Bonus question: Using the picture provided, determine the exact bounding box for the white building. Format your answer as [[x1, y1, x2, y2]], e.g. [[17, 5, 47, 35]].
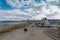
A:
[[41, 18, 50, 26]]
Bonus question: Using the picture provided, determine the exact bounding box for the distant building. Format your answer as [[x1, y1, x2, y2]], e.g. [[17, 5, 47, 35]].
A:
[[34, 18, 60, 27], [41, 18, 49, 26], [41, 18, 60, 27], [34, 18, 50, 27]]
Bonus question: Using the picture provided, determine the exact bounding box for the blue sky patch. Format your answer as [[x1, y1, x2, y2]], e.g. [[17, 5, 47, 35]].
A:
[[0, 0, 13, 10]]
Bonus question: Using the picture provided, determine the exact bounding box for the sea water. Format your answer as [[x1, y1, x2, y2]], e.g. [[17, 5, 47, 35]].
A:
[[0, 21, 26, 26]]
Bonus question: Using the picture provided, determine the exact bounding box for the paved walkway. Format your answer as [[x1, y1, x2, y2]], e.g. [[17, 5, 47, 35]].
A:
[[0, 24, 53, 40], [44, 28, 60, 40]]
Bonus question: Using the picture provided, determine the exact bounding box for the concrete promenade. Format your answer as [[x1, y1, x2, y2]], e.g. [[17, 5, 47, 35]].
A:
[[0, 24, 52, 40]]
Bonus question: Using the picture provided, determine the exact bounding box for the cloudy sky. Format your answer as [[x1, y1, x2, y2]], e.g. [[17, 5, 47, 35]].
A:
[[0, 0, 60, 21]]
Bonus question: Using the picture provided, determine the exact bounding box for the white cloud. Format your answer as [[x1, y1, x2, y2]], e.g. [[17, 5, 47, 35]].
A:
[[32, 14, 46, 20], [32, 2, 60, 20], [24, 8, 33, 12], [47, 13, 60, 19], [0, 9, 31, 16], [6, 0, 23, 8], [0, 9, 33, 21], [47, 0, 60, 8], [47, 0, 56, 2], [1, 16, 27, 21], [6, 0, 32, 8]]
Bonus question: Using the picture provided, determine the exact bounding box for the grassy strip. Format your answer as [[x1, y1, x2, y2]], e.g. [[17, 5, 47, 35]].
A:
[[57, 27, 60, 33], [0, 22, 32, 35]]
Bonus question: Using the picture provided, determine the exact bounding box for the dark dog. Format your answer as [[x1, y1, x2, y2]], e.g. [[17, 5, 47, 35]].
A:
[[24, 28, 27, 32]]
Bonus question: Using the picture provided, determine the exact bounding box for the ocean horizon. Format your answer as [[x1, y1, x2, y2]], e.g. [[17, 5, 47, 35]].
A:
[[0, 21, 27, 26]]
